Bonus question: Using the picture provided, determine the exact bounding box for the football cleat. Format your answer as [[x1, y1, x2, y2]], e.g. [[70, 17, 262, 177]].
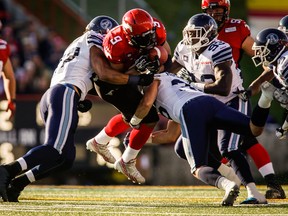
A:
[[114, 158, 145, 184], [265, 184, 286, 199], [240, 197, 268, 205], [0, 166, 10, 202], [86, 138, 116, 163], [221, 183, 239, 206], [7, 184, 22, 202]]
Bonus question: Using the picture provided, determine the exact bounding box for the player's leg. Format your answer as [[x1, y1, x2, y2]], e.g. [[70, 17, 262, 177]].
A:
[[181, 97, 239, 206]]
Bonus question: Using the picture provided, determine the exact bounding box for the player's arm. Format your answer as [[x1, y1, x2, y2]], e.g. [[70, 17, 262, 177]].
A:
[[203, 61, 232, 96], [241, 35, 255, 57], [129, 79, 159, 127], [2, 58, 16, 119], [90, 46, 129, 84], [169, 57, 183, 74], [150, 120, 181, 144]]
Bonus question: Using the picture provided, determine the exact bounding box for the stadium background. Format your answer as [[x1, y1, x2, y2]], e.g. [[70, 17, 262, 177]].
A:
[[0, 0, 287, 186]]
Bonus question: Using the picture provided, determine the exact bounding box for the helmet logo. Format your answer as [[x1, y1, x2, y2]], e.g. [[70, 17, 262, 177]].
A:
[[123, 22, 133, 33], [266, 33, 279, 45], [100, 18, 114, 30]]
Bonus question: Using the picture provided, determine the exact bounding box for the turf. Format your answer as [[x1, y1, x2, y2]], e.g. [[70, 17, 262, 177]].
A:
[[0, 185, 287, 215]]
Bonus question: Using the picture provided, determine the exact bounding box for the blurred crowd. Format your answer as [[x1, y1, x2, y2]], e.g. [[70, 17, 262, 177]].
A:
[[0, 0, 67, 96]]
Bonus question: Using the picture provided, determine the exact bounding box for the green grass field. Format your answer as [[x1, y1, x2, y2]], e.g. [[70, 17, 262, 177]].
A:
[[0, 185, 287, 215]]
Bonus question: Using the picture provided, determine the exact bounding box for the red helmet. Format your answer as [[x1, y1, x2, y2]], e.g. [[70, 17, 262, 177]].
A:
[[122, 8, 156, 49], [201, 0, 230, 27]]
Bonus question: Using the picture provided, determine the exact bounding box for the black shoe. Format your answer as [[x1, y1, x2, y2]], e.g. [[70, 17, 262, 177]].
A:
[[222, 184, 239, 206], [7, 184, 21, 202], [0, 166, 10, 202], [265, 184, 286, 199]]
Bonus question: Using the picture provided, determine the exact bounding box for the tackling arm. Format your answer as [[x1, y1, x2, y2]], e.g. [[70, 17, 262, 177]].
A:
[[150, 120, 181, 144]]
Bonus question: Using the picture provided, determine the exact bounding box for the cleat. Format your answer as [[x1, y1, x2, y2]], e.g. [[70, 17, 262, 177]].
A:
[[114, 158, 145, 184], [86, 138, 116, 163], [265, 185, 286, 199], [0, 166, 10, 202], [221, 183, 239, 206], [241, 196, 268, 205], [7, 184, 21, 202]]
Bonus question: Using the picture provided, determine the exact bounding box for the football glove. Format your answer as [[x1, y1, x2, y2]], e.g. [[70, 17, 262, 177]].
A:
[[6, 99, 16, 120], [128, 73, 154, 86], [77, 99, 92, 113], [145, 56, 160, 73], [135, 55, 149, 72], [233, 88, 251, 102], [123, 131, 130, 148]]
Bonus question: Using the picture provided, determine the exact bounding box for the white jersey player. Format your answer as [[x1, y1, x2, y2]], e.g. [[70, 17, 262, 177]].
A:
[[128, 71, 271, 206]]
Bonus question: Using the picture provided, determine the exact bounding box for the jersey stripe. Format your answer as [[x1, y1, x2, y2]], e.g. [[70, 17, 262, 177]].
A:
[[87, 34, 103, 47], [212, 47, 232, 64]]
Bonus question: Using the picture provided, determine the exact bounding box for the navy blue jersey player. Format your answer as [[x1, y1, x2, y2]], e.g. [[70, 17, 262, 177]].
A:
[[0, 15, 153, 202]]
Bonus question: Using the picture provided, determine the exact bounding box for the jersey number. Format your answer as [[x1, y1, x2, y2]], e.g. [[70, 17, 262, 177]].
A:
[[60, 47, 80, 68]]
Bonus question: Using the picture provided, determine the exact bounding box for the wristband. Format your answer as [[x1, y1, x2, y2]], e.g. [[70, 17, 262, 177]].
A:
[[130, 115, 142, 126], [127, 75, 140, 85]]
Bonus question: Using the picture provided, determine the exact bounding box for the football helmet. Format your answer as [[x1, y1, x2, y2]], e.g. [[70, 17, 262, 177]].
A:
[[122, 8, 156, 49], [278, 15, 288, 35], [201, 0, 230, 27], [182, 13, 218, 52], [85, 15, 119, 34], [252, 28, 288, 67]]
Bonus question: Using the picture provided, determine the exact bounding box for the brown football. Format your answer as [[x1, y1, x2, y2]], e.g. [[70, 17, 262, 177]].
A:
[[148, 46, 168, 64]]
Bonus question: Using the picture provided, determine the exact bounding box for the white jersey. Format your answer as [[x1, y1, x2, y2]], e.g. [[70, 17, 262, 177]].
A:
[[174, 39, 243, 103], [50, 31, 104, 101], [154, 72, 207, 123], [272, 50, 288, 88]]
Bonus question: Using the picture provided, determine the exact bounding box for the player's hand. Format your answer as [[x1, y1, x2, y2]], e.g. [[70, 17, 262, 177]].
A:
[[275, 127, 287, 139], [6, 99, 16, 120], [145, 56, 160, 74], [233, 88, 251, 102], [135, 55, 149, 72], [128, 73, 154, 86]]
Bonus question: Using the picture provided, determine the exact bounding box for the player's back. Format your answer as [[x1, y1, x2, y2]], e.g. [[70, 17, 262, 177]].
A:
[[50, 31, 103, 100], [155, 72, 205, 122]]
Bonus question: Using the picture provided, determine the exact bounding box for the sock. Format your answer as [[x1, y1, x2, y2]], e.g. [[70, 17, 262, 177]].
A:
[[3, 160, 24, 179], [196, 166, 222, 187], [251, 104, 270, 127], [225, 150, 254, 186], [104, 114, 130, 137], [95, 128, 113, 144], [217, 163, 241, 186], [246, 143, 274, 177], [122, 146, 140, 162], [258, 92, 272, 108], [217, 176, 235, 191], [129, 124, 154, 150], [11, 173, 33, 191]]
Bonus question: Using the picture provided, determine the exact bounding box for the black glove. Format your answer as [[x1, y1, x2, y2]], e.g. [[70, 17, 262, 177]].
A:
[[233, 88, 251, 102], [145, 56, 160, 73], [77, 99, 92, 112], [135, 55, 149, 72], [128, 73, 154, 86]]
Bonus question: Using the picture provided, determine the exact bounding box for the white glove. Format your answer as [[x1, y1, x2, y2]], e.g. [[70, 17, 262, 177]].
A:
[[276, 127, 287, 139]]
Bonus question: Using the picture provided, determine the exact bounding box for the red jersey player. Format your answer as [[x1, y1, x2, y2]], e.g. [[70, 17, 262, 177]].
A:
[[0, 37, 16, 120], [201, 0, 286, 200], [86, 8, 171, 184]]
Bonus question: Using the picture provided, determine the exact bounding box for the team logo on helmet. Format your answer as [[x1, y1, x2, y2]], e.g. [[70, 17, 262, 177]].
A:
[[100, 18, 114, 30], [266, 33, 279, 45]]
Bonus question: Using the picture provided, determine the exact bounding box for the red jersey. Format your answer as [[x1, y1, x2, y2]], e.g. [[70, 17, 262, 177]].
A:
[[0, 39, 10, 73], [103, 18, 167, 72], [217, 18, 250, 67]]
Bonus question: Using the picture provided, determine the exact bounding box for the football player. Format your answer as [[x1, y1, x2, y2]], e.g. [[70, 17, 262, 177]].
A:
[[198, 0, 286, 199], [0, 15, 153, 202], [278, 15, 288, 35], [129, 71, 274, 206], [163, 13, 267, 204], [251, 28, 288, 140], [85, 8, 171, 184], [0, 23, 16, 120]]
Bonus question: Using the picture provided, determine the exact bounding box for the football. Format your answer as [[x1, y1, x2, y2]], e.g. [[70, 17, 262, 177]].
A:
[[148, 46, 168, 64]]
